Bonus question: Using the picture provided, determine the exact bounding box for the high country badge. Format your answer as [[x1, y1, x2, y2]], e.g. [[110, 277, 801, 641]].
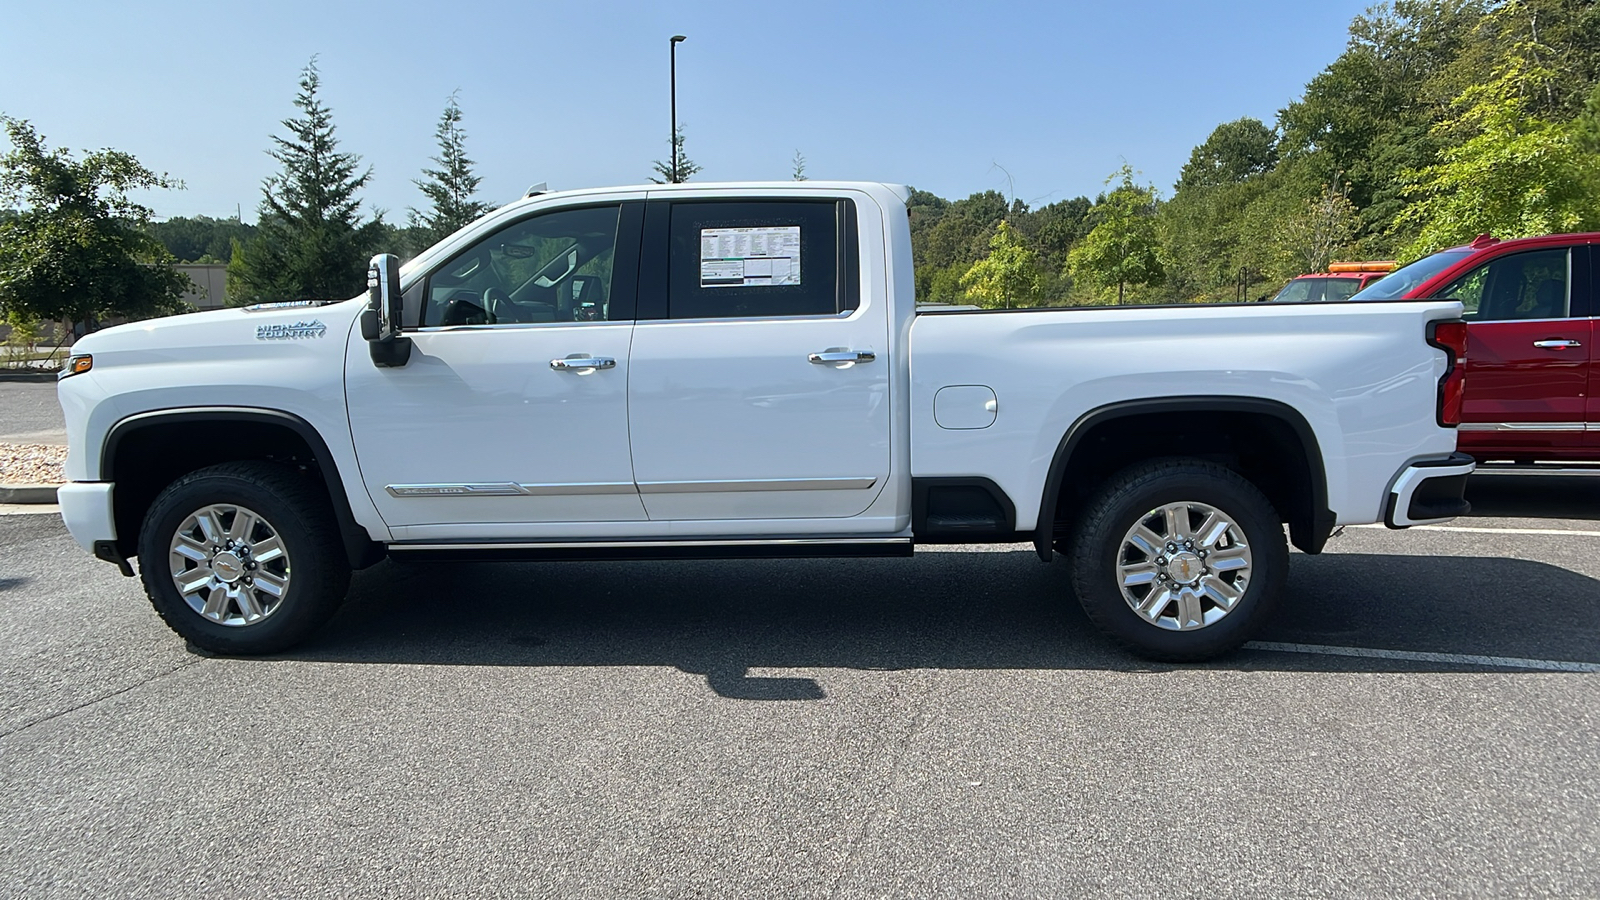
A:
[[256, 320, 328, 341]]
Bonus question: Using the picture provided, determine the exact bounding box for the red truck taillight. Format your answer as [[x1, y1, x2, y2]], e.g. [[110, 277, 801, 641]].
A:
[[1428, 320, 1467, 427]]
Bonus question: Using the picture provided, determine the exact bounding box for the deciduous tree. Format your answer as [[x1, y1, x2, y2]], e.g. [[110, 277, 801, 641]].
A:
[[0, 117, 189, 330], [1399, 58, 1599, 257], [960, 221, 1040, 308], [1067, 167, 1165, 304]]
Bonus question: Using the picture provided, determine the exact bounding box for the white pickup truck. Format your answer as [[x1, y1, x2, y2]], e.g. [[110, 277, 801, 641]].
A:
[[55, 181, 1473, 660]]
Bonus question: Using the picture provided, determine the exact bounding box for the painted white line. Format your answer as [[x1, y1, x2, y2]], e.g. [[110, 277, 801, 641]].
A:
[[1245, 641, 1600, 673], [1351, 523, 1600, 537]]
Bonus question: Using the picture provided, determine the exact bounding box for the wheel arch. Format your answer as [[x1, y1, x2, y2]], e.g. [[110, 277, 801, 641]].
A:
[[102, 408, 384, 569], [1033, 396, 1335, 562]]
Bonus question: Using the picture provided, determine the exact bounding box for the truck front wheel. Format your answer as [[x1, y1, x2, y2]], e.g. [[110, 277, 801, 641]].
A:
[[1068, 459, 1287, 661], [137, 462, 351, 654]]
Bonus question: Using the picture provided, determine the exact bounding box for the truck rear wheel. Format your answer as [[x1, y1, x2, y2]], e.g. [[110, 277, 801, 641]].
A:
[[137, 462, 351, 654], [1068, 459, 1287, 661]]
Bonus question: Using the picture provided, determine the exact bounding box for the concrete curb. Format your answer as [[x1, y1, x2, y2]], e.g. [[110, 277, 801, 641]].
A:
[[0, 484, 61, 504]]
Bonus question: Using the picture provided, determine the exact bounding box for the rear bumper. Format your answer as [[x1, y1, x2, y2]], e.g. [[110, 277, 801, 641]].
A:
[[1385, 453, 1475, 528]]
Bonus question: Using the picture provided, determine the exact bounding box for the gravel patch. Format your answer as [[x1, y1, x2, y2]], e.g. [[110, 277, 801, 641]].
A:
[[0, 442, 66, 484]]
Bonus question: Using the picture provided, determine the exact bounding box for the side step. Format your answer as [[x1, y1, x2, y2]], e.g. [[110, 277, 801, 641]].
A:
[[387, 537, 914, 563]]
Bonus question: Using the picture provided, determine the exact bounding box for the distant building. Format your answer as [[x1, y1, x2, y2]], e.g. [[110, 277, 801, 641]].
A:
[[177, 264, 229, 311]]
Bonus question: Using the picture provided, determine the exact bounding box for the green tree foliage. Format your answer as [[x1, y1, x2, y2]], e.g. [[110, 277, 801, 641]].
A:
[[1277, 1, 1486, 241], [1067, 167, 1165, 304], [1176, 118, 1279, 191], [792, 149, 807, 181], [651, 125, 702, 184], [1398, 31, 1600, 255], [1162, 118, 1282, 301], [0, 117, 190, 329], [1278, 181, 1360, 274], [960, 221, 1041, 308], [147, 215, 257, 263], [229, 59, 384, 304], [410, 92, 492, 248]]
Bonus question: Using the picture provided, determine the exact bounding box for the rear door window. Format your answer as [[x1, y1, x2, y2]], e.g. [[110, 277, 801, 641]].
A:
[[1435, 248, 1570, 321], [654, 199, 859, 320]]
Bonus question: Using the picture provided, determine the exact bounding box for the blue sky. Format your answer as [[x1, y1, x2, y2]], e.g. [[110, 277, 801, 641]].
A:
[[0, 0, 1370, 222]]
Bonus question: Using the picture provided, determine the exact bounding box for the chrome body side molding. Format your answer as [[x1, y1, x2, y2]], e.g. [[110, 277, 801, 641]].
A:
[[385, 482, 637, 497], [637, 477, 878, 494], [386, 477, 878, 498]]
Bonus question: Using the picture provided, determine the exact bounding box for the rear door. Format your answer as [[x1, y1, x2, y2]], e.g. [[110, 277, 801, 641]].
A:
[[625, 193, 891, 521], [1437, 245, 1589, 458]]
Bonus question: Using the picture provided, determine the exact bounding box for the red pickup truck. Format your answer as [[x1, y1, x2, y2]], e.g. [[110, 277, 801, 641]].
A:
[[1354, 233, 1598, 467]]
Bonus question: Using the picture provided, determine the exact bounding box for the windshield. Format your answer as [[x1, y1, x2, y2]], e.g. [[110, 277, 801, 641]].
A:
[[1271, 277, 1365, 303], [1351, 249, 1473, 300]]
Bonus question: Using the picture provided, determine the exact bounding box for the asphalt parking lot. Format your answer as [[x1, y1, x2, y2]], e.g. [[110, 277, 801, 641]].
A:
[[0, 381, 66, 445], [1, 472, 1597, 898]]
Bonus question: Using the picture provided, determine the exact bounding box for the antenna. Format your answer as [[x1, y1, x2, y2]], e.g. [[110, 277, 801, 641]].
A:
[[525, 182, 549, 197]]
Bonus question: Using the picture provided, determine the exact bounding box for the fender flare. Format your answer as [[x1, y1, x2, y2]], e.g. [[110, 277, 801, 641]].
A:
[[102, 407, 384, 569], [1032, 396, 1334, 561]]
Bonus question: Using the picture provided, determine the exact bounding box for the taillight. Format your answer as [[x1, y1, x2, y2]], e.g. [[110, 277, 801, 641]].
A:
[[1429, 320, 1467, 427]]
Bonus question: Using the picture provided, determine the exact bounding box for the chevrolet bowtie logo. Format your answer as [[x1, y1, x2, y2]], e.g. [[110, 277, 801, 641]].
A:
[[256, 320, 328, 341]]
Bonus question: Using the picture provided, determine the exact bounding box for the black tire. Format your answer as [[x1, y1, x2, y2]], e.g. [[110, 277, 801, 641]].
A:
[[1068, 459, 1288, 662], [137, 461, 351, 654]]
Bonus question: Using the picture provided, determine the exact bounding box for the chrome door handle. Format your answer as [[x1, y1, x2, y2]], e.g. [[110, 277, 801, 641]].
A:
[[808, 349, 876, 364], [1532, 340, 1582, 350], [550, 356, 616, 370]]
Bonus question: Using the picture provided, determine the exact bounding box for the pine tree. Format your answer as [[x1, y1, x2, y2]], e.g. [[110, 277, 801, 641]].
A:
[[792, 149, 807, 181], [229, 58, 384, 304], [409, 92, 492, 247], [650, 125, 702, 183]]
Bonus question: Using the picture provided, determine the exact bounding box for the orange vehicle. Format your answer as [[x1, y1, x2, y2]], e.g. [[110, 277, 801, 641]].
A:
[[1267, 261, 1397, 302]]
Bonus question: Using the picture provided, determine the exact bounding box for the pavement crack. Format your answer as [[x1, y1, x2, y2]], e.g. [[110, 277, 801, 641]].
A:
[[0, 656, 206, 741]]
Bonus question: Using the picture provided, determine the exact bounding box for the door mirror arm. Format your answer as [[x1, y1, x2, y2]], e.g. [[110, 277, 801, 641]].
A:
[[362, 253, 412, 367]]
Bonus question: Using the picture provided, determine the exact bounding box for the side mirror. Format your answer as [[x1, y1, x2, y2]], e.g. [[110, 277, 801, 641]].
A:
[[361, 253, 411, 367]]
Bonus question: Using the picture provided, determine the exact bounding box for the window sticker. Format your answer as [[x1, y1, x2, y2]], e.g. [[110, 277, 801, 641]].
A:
[[700, 226, 801, 287]]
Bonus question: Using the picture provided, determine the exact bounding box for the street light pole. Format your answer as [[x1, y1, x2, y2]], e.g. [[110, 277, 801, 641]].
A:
[[670, 34, 686, 183]]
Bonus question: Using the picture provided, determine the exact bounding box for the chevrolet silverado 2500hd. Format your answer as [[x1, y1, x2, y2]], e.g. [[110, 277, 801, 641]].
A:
[[55, 181, 1473, 660]]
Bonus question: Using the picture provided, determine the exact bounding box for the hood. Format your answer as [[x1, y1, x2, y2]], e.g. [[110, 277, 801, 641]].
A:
[[73, 298, 366, 357]]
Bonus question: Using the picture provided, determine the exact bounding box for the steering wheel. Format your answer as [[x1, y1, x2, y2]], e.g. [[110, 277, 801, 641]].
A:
[[482, 287, 512, 323]]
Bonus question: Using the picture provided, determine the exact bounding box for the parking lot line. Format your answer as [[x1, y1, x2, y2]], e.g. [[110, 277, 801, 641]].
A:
[[1245, 641, 1600, 673], [1352, 523, 1600, 537]]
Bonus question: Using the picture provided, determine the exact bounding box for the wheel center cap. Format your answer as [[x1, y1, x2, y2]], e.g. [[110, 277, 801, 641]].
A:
[[211, 551, 245, 583], [1168, 551, 1202, 584]]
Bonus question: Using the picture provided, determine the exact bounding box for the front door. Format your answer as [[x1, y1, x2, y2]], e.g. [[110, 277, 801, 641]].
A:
[[346, 200, 646, 531], [626, 195, 891, 521], [1435, 245, 1589, 459]]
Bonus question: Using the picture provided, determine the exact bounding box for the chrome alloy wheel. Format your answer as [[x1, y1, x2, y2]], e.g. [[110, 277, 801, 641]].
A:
[[1116, 501, 1253, 631], [167, 503, 291, 627]]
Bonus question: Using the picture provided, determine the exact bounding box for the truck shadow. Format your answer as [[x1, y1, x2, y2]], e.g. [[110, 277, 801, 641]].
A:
[[279, 549, 1600, 698], [1465, 473, 1600, 521]]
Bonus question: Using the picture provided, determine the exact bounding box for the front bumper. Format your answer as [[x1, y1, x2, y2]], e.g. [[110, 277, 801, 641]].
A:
[[1385, 453, 1475, 528], [57, 482, 131, 574]]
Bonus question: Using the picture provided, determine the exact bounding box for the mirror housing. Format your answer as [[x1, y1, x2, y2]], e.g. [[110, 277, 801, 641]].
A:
[[361, 253, 411, 367]]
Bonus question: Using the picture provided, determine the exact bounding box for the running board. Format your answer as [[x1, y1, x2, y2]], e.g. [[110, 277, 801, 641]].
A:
[[1473, 464, 1600, 477], [386, 536, 915, 562]]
